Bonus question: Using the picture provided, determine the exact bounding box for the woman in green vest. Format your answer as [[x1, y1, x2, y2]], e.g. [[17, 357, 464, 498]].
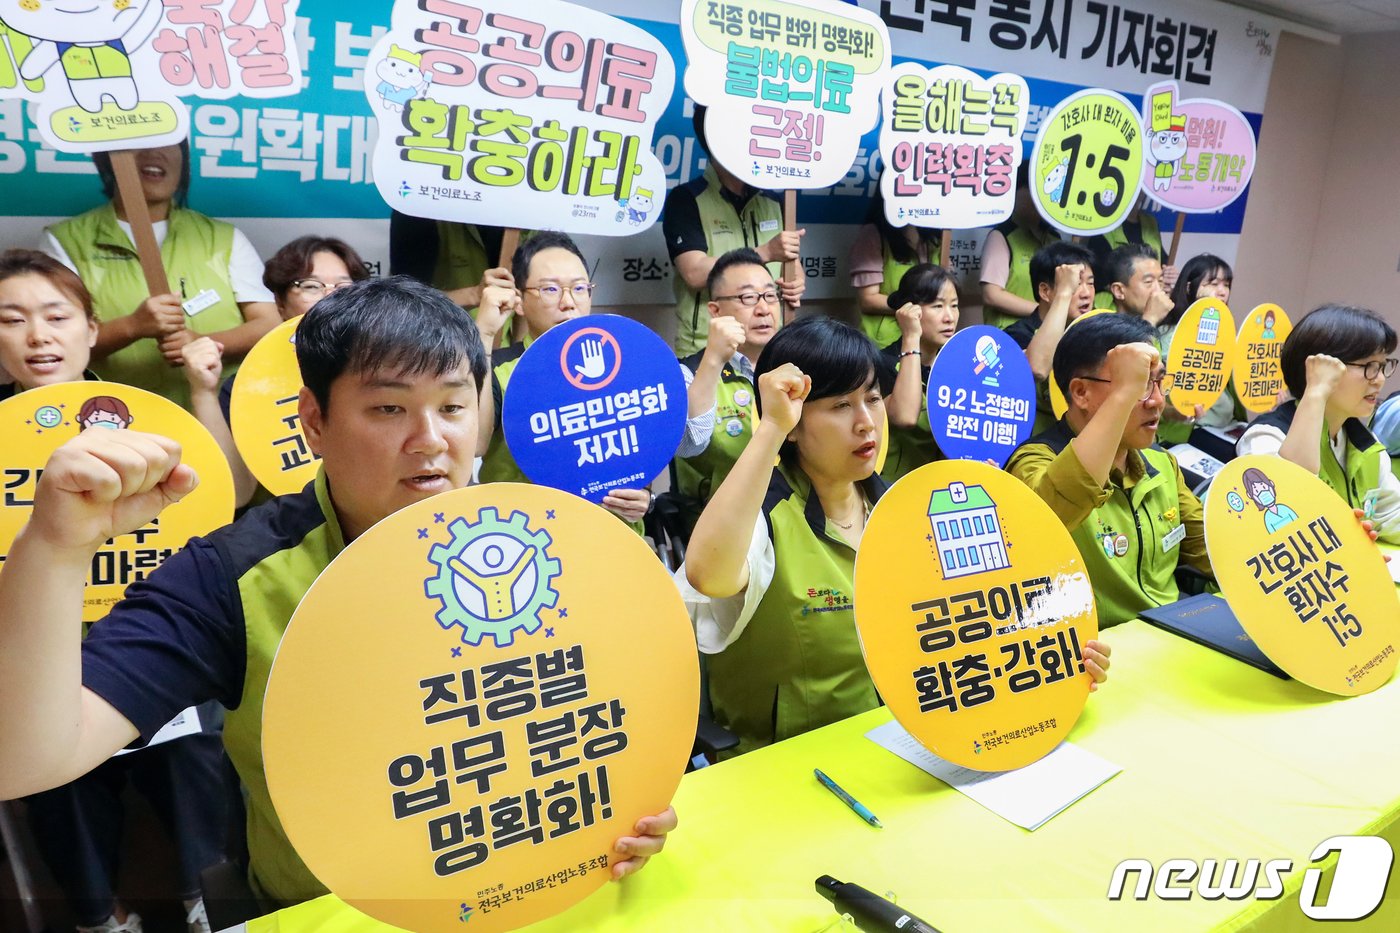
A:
[[0, 248, 232, 933], [978, 164, 1062, 330], [1237, 304, 1400, 543], [43, 141, 279, 411], [848, 187, 940, 347], [1154, 253, 1243, 445], [882, 263, 957, 482]]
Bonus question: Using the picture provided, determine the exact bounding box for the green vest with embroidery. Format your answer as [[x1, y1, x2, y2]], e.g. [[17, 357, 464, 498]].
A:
[[1011, 423, 1187, 627], [221, 471, 345, 906], [675, 352, 755, 502], [706, 467, 883, 756], [987, 220, 1060, 330], [49, 203, 243, 411], [671, 167, 783, 357], [861, 237, 940, 346], [1254, 402, 1385, 510], [61, 43, 132, 80], [1093, 214, 1164, 309]]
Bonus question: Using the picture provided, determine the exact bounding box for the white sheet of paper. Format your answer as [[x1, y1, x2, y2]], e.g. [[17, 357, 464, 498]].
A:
[[113, 706, 202, 757], [1389, 557, 1400, 585], [865, 719, 1121, 830], [1168, 442, 1225, 478]]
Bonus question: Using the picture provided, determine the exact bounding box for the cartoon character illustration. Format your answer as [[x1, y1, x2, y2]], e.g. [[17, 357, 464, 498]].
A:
[[448, 544, 537, 622], [1261, 309, 1277, 340], [623, 188, 654, 226], [1146, 89, 1188, 192], [1241, 466, 1298, 534], [375, 45, 432, 113], [4, 0, 166, 114], [1043, 157, 1068, 204], [77, 395, 133, 432]]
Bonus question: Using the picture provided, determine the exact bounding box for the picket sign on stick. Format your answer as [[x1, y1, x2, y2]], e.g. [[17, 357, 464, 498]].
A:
[[109, 150, 171, 297], [1166, 211, 1187, 266], [783, 189, 798, 323], [940, 230, 952, 269]]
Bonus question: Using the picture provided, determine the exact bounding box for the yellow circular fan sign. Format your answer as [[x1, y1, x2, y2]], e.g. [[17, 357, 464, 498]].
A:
[[231, 317, 318, 496], [855, 461, 1098, 771], [1232, 303, 1292, 414], [1048, 307, 1112, 419], [1031, 88, 1146, 236], [1165, 297, 1236, 416], [0, 383, 234, 621], [263, 483, 698, 932], [1206, 456, 1399, 695]]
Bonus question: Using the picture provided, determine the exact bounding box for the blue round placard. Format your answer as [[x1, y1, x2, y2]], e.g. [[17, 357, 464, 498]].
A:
[[925, 325, 1036, 466], [502, 315, 686, 502]]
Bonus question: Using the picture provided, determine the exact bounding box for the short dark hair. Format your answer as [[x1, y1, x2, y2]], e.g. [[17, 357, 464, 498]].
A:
[[262, 236, 371, 303], [887, 263, 956, 311], [1029, 241, 1094, 296], [756, 316, 891, 405], [1103, 242, 1160, 290], [706, 247, 768, 296], [1165, 253, 1232, 328], [0, 248, 94, 319], [93, 140, 192, 206], [296, 276, 488, 410], [1280, 304, 1398, 399], [1052, 313, 1155, 398], [511, 231, 587, 287]]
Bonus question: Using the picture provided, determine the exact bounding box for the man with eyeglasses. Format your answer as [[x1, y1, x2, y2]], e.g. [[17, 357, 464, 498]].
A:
[[1007, 313, 1213, 627], [673, 249, 780, 522], [477, 231, 652, 529]]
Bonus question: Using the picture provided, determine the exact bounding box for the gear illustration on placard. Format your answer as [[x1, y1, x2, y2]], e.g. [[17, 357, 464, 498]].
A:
[[423, 508, 561, 647]]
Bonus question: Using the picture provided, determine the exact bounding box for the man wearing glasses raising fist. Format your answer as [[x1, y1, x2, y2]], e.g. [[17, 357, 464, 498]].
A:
[[673, 249, 782, 525], [476, 232, 653, 529], [1006, 313, 1213, 627]]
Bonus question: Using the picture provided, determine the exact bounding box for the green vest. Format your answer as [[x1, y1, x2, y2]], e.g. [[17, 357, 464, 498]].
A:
[[986, 220, 1061, 330], [671, 167, 784, 357], [861, 236, 940, 346], [222, 471, 345, 905], [706, 467, 884, 756], [61, 43, 133, 80], [1254, 402, 1385, 510], [1092, 214, 1164, 310], [49, 203, 244, 411], [675, 352, 755, 503], [430, 222, 490, 293], [878, 352, 941, 484], [1012, 422, 1187, 627]]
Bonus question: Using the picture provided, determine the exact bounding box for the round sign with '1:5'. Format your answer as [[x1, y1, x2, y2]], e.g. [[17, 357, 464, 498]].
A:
[[1031, 87, 1146, 237]]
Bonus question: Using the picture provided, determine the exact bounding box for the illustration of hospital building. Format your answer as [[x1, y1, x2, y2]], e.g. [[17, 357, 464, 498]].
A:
[[928, 482, 1009, 580]]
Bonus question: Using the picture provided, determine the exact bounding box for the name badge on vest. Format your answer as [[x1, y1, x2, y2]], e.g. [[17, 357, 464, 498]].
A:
[[1161, 523, 1186, 552], [759, 219, 780, 233], [182, 289, 221, 316]]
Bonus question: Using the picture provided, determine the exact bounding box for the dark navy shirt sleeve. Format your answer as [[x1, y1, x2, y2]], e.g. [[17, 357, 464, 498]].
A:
[[81, 537, 246, 743], [218, 372, 235, 426], [662, 183, 707, 259]]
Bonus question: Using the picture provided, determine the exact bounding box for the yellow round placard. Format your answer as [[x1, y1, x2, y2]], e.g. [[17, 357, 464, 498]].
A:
[[855, 461, 1098, 771], [263, 483, 698, 932], [0, 383, 234, 621], [1206, 456, 1399, 695], [231, 317, 318, 496], [1232, 303, 1292, 414], [1031, 88, 1146, 236], [1164, 297, 1236, 416]]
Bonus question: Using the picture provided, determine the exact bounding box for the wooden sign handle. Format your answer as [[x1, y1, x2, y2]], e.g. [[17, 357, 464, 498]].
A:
[[1165, 211, 1186, 267], [110, 150, 171, 296], [939, 229, 951, 270], [782, 189, 798, 323]]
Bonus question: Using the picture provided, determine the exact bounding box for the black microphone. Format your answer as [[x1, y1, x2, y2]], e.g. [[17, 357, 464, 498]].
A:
[[815, 875, 944, 933]]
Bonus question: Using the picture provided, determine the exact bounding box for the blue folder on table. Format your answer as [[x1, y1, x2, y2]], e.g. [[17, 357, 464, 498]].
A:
[[1140, 594, 1289, 679]]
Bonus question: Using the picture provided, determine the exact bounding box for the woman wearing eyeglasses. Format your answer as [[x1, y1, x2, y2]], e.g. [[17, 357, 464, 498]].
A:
[[42, 140, 279, 412], [1237, 304, 1400, 543], [179, 236, 370, 507]]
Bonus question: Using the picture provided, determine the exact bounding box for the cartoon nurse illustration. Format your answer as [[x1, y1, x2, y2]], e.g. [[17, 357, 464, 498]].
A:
[[1261, 309, 1277, 340], [1241, 466, 1298, 534], [1146, 89, 1188, 192], [77, 395, 134, 432], [3, 0, 165, 114]]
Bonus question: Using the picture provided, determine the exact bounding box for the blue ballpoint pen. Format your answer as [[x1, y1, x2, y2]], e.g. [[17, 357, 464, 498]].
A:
[[814, 768, 882, 828]]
